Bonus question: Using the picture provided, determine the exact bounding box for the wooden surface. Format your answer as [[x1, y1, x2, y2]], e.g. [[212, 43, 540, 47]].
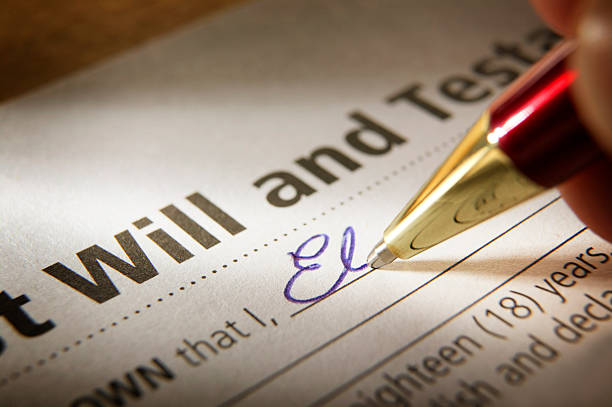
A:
[[0, 0, 245, 102]]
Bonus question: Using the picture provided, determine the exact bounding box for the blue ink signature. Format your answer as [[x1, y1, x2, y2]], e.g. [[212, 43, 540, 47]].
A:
[[284, 226, 367, 303]]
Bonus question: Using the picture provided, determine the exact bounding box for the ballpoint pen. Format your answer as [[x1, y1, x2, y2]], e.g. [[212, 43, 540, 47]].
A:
[[367, 40, 607, 269]]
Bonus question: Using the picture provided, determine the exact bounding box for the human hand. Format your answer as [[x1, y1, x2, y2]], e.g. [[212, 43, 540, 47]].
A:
[[530, 0, 612, 241]]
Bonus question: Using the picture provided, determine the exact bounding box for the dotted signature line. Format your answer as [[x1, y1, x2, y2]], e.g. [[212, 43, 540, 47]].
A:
[[0, 135, 459, 388]]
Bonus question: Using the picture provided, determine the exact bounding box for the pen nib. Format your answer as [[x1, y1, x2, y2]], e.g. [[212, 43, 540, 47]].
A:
[[367, 240, 397, 269]]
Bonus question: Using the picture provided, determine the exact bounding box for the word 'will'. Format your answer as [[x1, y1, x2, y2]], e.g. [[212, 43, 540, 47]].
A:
[[43, 192, 245, 304]]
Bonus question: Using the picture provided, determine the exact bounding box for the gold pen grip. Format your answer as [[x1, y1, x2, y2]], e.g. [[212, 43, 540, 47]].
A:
[[383, 112, 544, 260]]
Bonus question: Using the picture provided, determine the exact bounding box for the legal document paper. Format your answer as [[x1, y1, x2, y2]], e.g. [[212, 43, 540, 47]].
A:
[[1, 1, 611, 406]]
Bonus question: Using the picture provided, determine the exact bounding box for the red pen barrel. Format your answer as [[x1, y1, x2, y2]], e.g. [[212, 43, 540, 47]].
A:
[[490, 41, 604, 188]]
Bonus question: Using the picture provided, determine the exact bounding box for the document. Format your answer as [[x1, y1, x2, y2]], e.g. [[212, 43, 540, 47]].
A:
[[1, 1, 611, 406]]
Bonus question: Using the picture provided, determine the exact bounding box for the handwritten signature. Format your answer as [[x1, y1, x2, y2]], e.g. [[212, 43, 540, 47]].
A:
[[284, 226, 368, 303]]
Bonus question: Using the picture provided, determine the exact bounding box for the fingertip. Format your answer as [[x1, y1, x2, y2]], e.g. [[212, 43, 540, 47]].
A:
[[559, 159, 612, 243], [530, 1, 612, 243], [572, 0, 612, 156], [529, 0, 587, 36]]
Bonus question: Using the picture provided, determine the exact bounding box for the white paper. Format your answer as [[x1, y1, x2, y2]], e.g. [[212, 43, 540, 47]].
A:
[[1, 1, 611, 406]]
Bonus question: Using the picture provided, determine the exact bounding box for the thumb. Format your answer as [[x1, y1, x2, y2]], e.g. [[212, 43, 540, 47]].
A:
[[559, 0, 612, 242], [572, 0, 612, 154]]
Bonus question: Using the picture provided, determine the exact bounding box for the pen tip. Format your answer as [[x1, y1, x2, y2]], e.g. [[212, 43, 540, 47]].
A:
[[367, 240, 397, 269]]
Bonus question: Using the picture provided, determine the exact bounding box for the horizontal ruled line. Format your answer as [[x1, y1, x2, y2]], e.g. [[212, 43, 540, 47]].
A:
[[290, 196, 562, 318], [218, 196, 562, 407], [310, 226, 587, 406]]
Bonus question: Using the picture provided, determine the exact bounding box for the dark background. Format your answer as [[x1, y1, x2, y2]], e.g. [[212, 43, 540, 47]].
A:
[[0, 0, 245, 102]]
